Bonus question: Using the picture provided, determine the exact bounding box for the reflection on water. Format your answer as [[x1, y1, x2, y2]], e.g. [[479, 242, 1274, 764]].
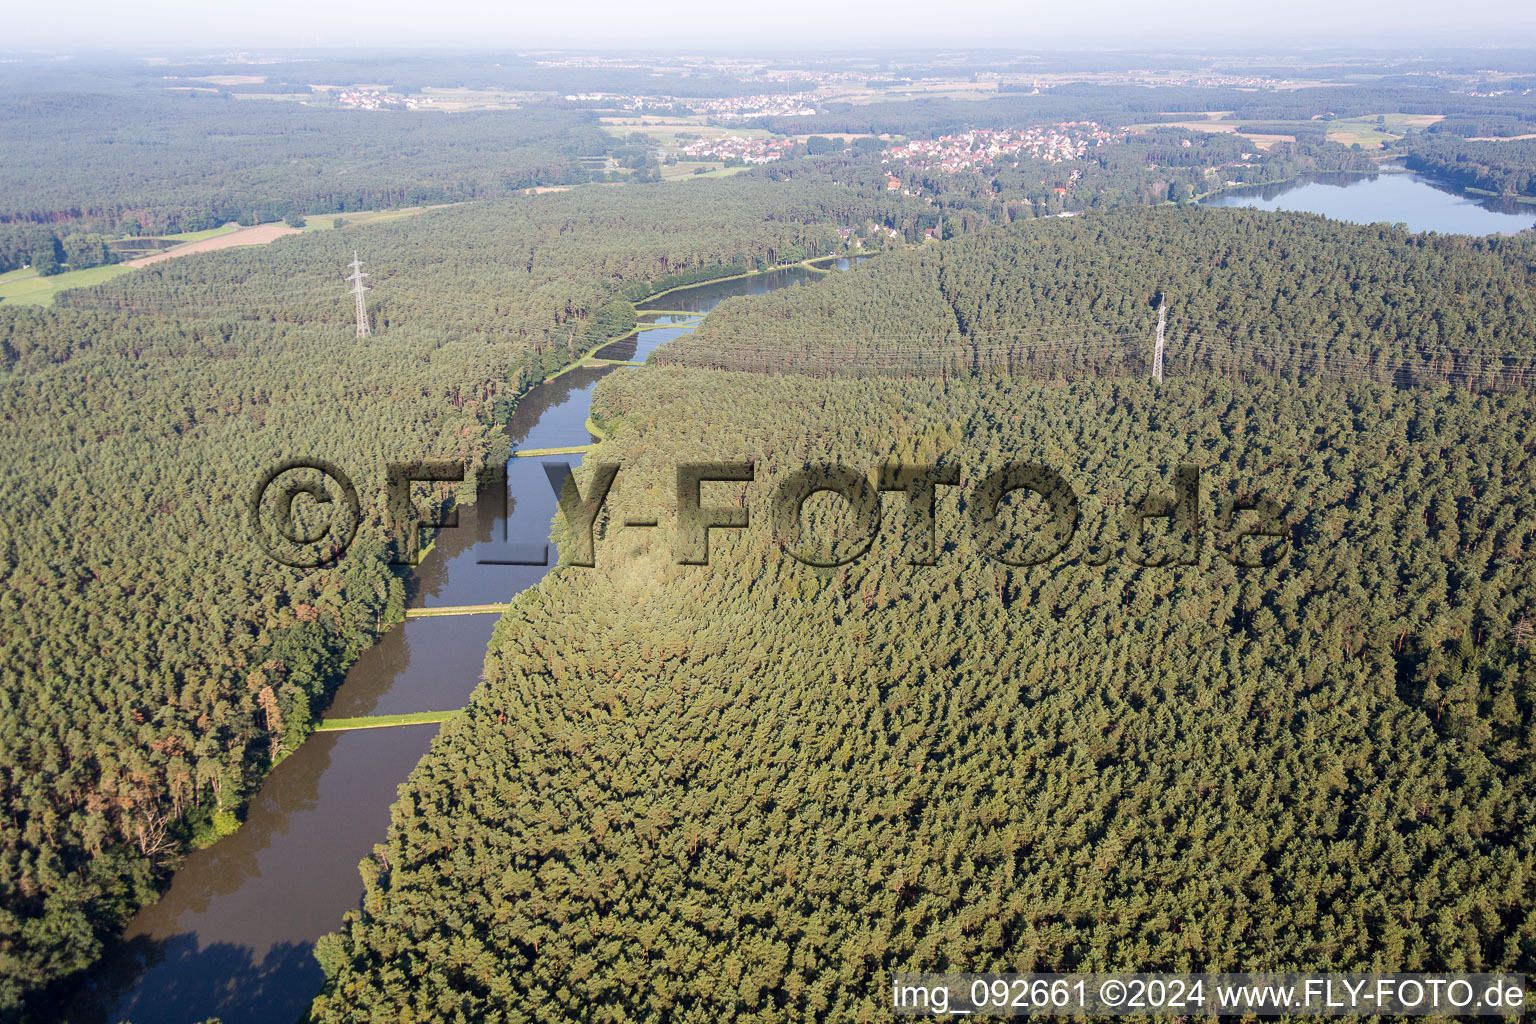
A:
[[637, 264, 827, 313], [809, 255, 873, 272], [69, 259, 856, 1024], [62, 728, 436, 1024], [595, 315, 702, 362], [1200, 168, 1536, 236], [322, 615, 494, 719], [76, 937, 319, 1024], [66, 375, 610, 1024]]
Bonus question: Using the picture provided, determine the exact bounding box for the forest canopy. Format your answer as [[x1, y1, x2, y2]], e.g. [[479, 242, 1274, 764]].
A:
[[0, 176, 878, 1014], [6, 46, 1536, 1022], [312, 358, 1536, 1021], [311, 206, 1536, 1022], [0, 93, 613, 270], [667, 206, 1536, 389]]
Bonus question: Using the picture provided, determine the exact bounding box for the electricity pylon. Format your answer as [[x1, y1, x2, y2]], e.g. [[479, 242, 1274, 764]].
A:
[[346, 252, 370, 338]]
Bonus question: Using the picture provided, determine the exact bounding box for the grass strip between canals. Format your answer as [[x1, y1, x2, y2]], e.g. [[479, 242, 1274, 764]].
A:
[[315, 710, 460, 732]]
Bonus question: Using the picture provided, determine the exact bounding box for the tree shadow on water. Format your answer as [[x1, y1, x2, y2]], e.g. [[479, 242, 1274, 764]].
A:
[[55, 932, 324, 1024]]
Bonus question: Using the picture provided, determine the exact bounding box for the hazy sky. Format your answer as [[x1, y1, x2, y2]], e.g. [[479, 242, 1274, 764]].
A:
[[6, 0, 1536, 51]]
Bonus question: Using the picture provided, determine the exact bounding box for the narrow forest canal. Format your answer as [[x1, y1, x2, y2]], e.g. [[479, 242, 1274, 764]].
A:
[[69, 258, 861, 1024]]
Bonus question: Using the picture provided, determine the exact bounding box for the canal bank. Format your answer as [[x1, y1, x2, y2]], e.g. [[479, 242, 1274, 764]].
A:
[[67, 255, 868, 1024]]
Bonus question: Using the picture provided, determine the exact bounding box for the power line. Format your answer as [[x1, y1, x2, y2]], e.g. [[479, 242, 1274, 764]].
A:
[[650, 330, 1536, 392], [345, 252, 371, 339]]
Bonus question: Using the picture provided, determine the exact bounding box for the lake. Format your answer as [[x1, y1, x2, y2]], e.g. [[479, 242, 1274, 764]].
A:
[[1200, 167, 1536, 236]]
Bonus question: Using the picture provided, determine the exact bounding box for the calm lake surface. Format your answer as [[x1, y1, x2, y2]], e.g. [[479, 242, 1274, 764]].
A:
[[1200, 167, 1536, 236], [637, 263, 830, 314], [68, 260, 860, 1024]]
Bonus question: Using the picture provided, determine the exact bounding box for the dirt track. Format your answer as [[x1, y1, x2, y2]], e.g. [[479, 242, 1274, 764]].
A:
[[127, 223, 302, 267]]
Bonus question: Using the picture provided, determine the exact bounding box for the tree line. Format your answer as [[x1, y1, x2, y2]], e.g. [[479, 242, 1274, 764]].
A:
[[663, 206, 1536, 390], [0, 93, 615, 272], [312, 355, 1536, 1021], [1399, 136, 1536, 198], [0, 176, 887, 1017]]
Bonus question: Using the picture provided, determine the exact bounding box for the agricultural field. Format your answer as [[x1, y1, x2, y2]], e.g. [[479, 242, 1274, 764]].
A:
[[413, 87, 543, 111], [126, 222, 301, 265], [1, 222, 312, 305], [659, 159, 726, 180], [1321, 114, 1442, 147], [1132, 120, 1295, 149], [0, 263, 134, 305], [301, 205, 456, 231], [672, 163, 750, 180], [1325, 121, 1403, 147], [817, 77, 1003, 104], [600, 121, 775, 143], [1135, 112, 1442, 152], [151, 224, 241, 244]]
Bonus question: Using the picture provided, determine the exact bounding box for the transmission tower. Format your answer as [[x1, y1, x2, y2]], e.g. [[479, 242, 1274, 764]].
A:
[[1152, 292, 1166, 383], [346, 252, 371, 338]]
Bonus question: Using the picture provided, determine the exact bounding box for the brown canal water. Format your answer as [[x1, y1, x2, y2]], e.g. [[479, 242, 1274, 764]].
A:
[[65, 259, 863, 1024]]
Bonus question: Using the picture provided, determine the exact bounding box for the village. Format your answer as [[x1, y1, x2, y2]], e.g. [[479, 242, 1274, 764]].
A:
[[881, 121, 1126, 174], [677, 134, 799, 164], [335, 89, 435, 111], [562, 93, 679, 113], [561, 90, 820, 119], [690, 92, 820, 119]]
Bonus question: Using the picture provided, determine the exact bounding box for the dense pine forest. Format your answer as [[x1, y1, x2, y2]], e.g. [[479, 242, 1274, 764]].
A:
[[312, 375, 1536, 1021], [667, 207, 1536, 387], [4, 43, 1536, 1023], [1401, 135, 1536, 198], [0, 95, 613, 270], [0, 178, 885, 1014], [310, 211, 1536, 1021], [0, 91, 1384, 276]]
